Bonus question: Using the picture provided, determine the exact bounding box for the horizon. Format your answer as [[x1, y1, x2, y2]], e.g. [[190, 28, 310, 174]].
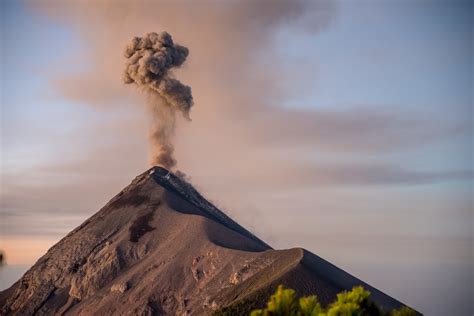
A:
[[0, 1, 472, 315]]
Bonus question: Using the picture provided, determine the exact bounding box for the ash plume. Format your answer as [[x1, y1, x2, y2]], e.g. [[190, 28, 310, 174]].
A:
[[123, 31, 193, 168]]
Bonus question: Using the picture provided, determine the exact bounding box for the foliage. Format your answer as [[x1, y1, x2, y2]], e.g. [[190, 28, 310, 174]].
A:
[[250, 285, 417, 316], [250, 285, 321, 316], [326, 286, 380, 316], [299, 296, 322, 316], [390, 306, 418, 316], [250, 285, 298, 316]]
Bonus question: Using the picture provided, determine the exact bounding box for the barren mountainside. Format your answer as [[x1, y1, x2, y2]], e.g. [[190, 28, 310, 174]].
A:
[[0, 167, 412, 315]]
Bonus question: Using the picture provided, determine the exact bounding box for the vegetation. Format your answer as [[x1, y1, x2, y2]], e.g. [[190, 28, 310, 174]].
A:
[[249, 285, 417, 316]]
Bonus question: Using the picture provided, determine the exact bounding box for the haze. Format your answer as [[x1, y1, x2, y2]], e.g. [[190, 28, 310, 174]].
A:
[[0, 1, 472, 315]]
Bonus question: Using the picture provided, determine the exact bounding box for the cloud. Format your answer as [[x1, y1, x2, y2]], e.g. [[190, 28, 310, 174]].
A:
[[122, 31, 193, 168], [30, 0, 470, 157], [7, 0, 469, 239], [15, 0, 469, 200], [2, 3, 471, 313], [32, 0, 333, 106], [232, 104, 471, 153]]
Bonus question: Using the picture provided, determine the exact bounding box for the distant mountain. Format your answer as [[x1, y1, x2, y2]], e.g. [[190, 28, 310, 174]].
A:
[[0, 166, 414, 315]]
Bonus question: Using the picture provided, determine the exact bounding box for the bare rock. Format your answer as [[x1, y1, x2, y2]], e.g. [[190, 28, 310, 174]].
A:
[[110, 281, 129, 293], [0, 166, 411, 315]]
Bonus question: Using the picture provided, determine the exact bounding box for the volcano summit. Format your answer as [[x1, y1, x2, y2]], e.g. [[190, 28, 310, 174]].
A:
[[0, 167, 412, 315]]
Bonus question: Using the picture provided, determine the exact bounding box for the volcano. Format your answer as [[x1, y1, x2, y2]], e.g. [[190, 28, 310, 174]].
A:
[[0, 167, 412, 315]]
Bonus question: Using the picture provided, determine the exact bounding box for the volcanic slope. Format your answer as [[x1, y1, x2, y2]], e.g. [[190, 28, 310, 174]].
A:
[[0, 167, 413, 315]]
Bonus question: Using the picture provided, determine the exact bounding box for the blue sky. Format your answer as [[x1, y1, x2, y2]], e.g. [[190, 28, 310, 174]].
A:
[[1, 1, 472, 315], [1, 0, 87, 171], [280, 1, 472, 109], [276, 0, 472, 172]]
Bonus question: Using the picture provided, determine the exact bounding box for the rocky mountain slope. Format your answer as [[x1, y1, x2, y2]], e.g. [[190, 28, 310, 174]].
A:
[[0, 167, 413, 315]]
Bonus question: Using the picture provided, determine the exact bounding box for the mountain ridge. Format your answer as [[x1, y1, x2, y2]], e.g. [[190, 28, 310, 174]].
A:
[[0, 166, 415, 315], [148, 167, 271, 249]]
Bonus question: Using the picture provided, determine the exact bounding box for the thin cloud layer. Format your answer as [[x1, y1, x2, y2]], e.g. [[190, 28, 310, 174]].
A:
[[32, 0, 470, 166], [20, 0, 470, 219], [2, 2, 471, 314]]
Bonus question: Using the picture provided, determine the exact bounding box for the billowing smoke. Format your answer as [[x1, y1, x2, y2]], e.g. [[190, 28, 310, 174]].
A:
[[123, 31, 193, 169]]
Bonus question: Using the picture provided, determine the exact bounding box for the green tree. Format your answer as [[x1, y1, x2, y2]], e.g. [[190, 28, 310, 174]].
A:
[[299, 295, 322, 316], [250, 285, 322, 316], [249, 285, 417, 316], [250, 285, 300, 316], [326, 286, 380, 316]]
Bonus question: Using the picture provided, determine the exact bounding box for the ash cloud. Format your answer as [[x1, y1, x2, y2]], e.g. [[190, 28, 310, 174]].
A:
[[123, 31, 193, 169]]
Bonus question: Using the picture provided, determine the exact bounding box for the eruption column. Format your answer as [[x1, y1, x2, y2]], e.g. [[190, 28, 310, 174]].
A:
[[123, 31, 193, 169]]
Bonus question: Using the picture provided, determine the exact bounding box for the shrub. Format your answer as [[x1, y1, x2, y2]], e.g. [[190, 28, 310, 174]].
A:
[[250, 285, 417, 316]]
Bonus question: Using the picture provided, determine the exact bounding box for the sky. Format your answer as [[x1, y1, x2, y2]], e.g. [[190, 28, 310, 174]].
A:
[[0, 0, 472, 315]]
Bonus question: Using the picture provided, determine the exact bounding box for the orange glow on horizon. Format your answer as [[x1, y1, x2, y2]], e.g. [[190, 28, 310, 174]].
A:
[[0, 237, 58, 266]]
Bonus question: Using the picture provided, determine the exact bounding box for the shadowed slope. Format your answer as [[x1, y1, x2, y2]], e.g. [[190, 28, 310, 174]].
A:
[[0, 167, 414, 315]]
